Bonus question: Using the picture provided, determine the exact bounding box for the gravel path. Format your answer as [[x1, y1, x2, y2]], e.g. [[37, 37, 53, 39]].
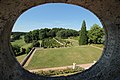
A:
[[28, 63, 94, 72]]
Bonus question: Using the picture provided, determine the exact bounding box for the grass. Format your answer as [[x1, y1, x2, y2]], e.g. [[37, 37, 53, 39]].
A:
[[11, 36, 32, 49], [91, 44, 104, 48], [25, 45, 102, 70], [11, 36, 32, 62], [16, 54, 27, 63], [65, 38, 79, 47], [12, 36, 103, 70], [11, 36, 26, 47], [69, 36, 79, 40]]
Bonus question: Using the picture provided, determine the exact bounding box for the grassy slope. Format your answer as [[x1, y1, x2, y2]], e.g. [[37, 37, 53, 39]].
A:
[[11, 36, 26, 47], [26, 45, 102, 69], [16, 54, 27, 63], [65, 38, 79, 47], [11, 36, 32, 49], [91, 44, 104, 48], [11, 36, 32, 62]]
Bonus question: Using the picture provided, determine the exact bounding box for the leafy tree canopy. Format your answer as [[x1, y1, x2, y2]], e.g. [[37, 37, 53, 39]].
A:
[[88, 24, 105, 44]]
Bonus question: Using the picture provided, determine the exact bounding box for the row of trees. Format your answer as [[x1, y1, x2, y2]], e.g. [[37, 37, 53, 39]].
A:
[[56, 29, 79, 39], [11, 32, 26, 42], [11, 20, 105, 56], [79, 20, 105, 45], [12, 45, 26, 56], [12, 40, 40, 56], [24, 28, 79, 43]]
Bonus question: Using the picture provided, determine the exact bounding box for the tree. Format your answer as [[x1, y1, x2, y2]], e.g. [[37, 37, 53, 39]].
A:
[[56, 30, 67, 39], [24, 28, 79, 43], [56, 29, 79, 39], [48, 30, 56, 38], [11, 34, 21, 42], [21, 48, 26, 55], [24, 31, 33, 43], [11, 32, 26, 42], [32, 29, 40, 41], [87, 24, 105, 44], [26, 46, 32, 54], [32, 40, 40, 47], [12, 45, 21, 56], [79, 20, 88, 45], [39, 29, 47, 40]]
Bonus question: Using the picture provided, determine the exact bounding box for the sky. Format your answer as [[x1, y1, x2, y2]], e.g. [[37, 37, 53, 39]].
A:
[[12, 3, 103, 32]]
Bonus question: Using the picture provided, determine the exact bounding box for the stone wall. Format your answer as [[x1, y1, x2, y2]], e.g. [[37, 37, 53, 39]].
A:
[[0, 0, 120, 80]]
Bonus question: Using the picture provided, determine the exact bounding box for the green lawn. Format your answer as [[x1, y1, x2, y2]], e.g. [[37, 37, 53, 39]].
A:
[[65, 38, 79, 47], [11, 36, 32, 49], [25, 45, 102, 70], [91, 44, 104, 48], [11, 36, 32, 62], [16, 54, 27, 63], [72, 36, 79, 40]]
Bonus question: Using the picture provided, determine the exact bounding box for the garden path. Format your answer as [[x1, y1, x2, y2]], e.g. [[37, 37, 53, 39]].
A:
[[28, 63, 94, 72]]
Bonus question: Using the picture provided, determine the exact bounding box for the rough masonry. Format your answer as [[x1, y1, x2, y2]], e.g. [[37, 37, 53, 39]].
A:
[[0, 0, 120, 80]]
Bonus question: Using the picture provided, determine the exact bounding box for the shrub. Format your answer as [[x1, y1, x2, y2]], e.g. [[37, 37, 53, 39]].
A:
[[41, 38, 61, 48], [32, 40, 40, 47], [12, 45, 21, 56], [35, 67, 84, 77], [26, 46, 33, 54]]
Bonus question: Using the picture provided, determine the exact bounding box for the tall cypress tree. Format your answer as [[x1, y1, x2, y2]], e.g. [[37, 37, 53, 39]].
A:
[[79, 20, 88, 45]]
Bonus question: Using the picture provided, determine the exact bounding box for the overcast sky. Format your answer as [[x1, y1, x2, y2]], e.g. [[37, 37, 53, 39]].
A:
[[12, 3, 102, 32]]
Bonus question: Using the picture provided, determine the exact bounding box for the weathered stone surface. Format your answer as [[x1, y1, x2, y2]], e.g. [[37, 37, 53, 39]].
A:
[[0, 0, 120, 80]]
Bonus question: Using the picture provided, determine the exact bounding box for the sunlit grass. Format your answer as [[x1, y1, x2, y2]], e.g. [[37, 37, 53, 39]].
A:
[[26, 45, 102, 70]]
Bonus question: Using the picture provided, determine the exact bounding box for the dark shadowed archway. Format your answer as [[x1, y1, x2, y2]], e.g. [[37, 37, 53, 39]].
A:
[[0, 0, 120, 80]]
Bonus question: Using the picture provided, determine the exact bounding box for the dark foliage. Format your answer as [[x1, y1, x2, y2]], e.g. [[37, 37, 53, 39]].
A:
[[24, 28, 79, 43], [12, 45, 21, 56], [87, 24, 105, 44], [32, 40, 40, 47], [11, 32, 26, 42], [79, 20, 88, 45], [41, 38, 61, 48], [35, 67, 84, 77]]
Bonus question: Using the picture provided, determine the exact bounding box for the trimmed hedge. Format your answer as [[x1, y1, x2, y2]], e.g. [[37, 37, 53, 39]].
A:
[[34, 67, 84, 77]]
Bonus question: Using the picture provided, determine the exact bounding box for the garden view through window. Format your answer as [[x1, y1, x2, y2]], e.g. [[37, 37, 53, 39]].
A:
[[11, 3, 104, 76]]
